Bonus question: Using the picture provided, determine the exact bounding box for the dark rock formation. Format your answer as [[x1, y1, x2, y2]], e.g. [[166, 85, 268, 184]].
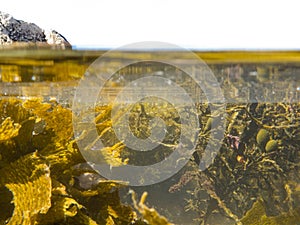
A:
[[0, 11, 71, 49]]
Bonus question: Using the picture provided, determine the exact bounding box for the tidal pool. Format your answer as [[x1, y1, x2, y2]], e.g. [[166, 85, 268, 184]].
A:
[[0, 49, 299, 225]]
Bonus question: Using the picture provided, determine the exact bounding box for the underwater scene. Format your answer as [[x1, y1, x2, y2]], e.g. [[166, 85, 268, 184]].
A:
[[0, 49, 299, 225]]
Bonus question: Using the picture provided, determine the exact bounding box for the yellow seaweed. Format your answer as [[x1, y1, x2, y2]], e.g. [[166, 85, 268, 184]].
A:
[[105, 201, 137, 225], [131, 191, 174, 225], [22, 98, 73, 146], [36, 179, 100, 225], [100, 142, 129, 167], [0, 117, 21, 141], [36, 195, 82, 224], [0, 99, 31, 124], [0, 97, 139, 225], [67, 210, 99, 225], [40, 140, 85, 175], [0, 152, 52, 225], [79, 104, 129, 167]]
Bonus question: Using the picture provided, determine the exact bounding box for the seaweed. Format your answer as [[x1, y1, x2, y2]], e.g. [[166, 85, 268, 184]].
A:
[[241, 198, 300, 225], [131, 191, 174, 225], [0, 117, 21, 142], [0, 98, 173, 225], [1, 55, 300, 224], [169, 102, 300, 224], [22, 98, 73, 146], [0, 152, 52, 225]]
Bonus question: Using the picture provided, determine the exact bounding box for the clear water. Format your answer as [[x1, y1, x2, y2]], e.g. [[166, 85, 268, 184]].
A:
[[0, 49, 299, 225]]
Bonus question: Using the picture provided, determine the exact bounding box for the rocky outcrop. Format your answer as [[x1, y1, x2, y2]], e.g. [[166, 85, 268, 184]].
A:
[[0, 11, 71, 49]]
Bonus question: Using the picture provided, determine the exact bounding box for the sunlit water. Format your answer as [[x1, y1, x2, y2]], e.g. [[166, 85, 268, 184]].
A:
[[0, 49, 299, 225]]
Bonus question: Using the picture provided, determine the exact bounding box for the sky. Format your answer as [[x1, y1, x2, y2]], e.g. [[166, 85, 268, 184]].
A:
[[2, 0, 300, 49]]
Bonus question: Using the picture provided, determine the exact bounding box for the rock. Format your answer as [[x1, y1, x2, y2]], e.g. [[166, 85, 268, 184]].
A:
[[44, 30, 70, 48], [0, 11, 71, 49]]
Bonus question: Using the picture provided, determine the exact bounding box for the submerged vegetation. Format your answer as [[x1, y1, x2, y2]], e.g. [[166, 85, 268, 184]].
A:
[[1, 97, 299, 225], [0, 98, 173, 225], [169, 102, 300, 224], [0, 50, 300, 224]]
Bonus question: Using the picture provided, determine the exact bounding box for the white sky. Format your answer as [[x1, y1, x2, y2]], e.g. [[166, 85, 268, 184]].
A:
[[2, 0, 300, 49]]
